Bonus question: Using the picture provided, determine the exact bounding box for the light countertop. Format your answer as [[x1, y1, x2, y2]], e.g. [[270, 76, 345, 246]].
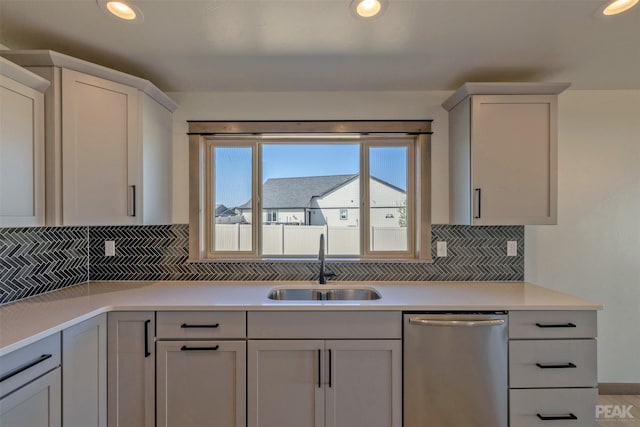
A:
[[0, 280, 602, 356]]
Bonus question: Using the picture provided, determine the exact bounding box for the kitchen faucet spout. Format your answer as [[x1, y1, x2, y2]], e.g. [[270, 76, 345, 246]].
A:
[[318, 234, 336, 284]]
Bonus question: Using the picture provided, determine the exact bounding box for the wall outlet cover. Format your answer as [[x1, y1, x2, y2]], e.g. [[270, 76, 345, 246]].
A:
[[507, 241, 517, 257], [436, 241, 447, 257], [105, 240, 116, 257]]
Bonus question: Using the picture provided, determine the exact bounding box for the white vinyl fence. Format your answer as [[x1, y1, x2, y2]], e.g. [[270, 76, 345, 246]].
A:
[[214, 224, 407, 254]]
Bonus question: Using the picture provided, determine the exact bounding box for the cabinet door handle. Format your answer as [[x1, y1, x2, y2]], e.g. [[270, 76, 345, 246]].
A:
[[0, 354, 52, 383], [536, 413, 577, 421], [536, 362, 577, 369], [474, 188, 482, 219], [144, 319, 151, 358], [128, 185, 136, 217], [180, 323, 220, 329], [535, 322, 577, 328], [181, 345, 219, 351], [317, 349, 322, 388], [328, 349, 332, 388]]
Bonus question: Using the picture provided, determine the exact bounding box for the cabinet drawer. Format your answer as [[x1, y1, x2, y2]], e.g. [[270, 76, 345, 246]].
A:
[[509, 311, 596, 339], [248, 311, 401, 339], [510, 388, 597, 427], [0, 333, 61, 398], [157, 311, 246, 339], [510, 340, 596, 388]]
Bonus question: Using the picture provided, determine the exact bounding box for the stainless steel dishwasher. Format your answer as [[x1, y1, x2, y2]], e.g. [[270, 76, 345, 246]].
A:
[[403, 312, 508, 427]]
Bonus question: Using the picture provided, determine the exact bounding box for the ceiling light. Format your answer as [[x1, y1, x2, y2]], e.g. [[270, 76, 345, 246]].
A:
[[97, 0, 143, 22], [351, 0, 387, 19], [602, 0, 639, 15]]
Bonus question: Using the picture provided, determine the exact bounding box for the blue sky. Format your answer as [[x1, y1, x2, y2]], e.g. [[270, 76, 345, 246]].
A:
[[215, 144, 407, 208]]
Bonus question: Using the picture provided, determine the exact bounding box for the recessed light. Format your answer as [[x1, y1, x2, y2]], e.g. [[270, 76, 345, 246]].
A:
[[350, 0, 387, 19], [97, 0, 143, 22], [602, 0, 639, 15]]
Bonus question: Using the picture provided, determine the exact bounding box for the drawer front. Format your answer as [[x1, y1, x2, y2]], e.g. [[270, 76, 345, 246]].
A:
[[510, 388, 597, 427], [248, 311, 401, 339], [510, 339, 596, 388], [0, 333, 61, 398], [157, 311, 246, 339], [509, 311, 596, 339]]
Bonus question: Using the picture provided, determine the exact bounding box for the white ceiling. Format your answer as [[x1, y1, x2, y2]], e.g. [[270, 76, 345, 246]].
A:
[[1, 0, 639, 92]]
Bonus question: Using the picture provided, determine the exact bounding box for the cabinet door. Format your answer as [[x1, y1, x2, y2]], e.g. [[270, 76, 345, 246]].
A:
[[157, 340, 246, 427], [248, 340, 324, 427], [471, 95, 557, 225], [107, 312, 154, 427], [325, 340, 402, 427], [0, 74, 44, 227], [0, 368, 61, 427], [61, 68, 139, 225], [62, 314, 107, 427]]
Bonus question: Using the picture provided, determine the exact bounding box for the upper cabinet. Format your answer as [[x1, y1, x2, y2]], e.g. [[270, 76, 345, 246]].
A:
[[0, 50, 177, 226], [0, 57, 48, 227], [443, 82, 569, 226]]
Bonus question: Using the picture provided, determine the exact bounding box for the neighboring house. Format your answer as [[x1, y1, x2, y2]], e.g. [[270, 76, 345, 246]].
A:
[[214, 204, 247, 224], [237, 174, 406, 228]]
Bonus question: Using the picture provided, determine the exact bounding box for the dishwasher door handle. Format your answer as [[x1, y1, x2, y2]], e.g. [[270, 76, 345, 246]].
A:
[[408, 318, 505, 327]]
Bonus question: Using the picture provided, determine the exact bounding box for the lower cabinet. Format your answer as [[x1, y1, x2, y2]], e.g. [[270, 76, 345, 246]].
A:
[[156, 340, 246, 427], [248, 339, 402, 427], [107, 312, 155, 427], [0, 369, 61, 427], [62, 314, 107, 427]]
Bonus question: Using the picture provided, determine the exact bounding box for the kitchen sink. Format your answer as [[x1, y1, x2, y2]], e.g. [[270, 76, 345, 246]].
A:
[[267, 287, 381, 301]]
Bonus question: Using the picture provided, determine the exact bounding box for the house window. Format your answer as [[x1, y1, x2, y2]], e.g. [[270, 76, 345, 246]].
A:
[[188, 121, 431, 260]]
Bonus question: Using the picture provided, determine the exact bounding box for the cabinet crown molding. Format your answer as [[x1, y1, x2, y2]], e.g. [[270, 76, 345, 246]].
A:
[[0, 57, 50, 92], [442, 82, 571, 112], [0, 50, 177, 112]]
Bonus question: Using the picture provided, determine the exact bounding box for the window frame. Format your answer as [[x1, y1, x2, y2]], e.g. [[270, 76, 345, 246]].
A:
[[188, 120, 432, 262]]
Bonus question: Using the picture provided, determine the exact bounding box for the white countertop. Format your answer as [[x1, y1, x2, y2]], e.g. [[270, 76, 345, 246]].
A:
[[0, 280, 602, 356]]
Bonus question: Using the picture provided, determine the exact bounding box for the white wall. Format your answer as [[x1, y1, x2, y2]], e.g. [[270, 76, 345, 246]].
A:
[[525, 90, 640, 383], [167, 90, 451, 224], [168, 89, 640, 383]]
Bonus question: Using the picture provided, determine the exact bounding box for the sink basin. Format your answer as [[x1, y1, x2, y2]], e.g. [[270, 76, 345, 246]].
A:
[[268, 287, 381, 301]]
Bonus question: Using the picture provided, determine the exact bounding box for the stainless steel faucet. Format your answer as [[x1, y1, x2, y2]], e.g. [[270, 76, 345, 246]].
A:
[[318, 234, 336, 284]]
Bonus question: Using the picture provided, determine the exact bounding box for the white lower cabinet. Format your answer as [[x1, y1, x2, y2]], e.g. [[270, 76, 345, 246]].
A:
[[0, 333, 62, 427], [156, 340, 246, 427], [0, 369, 61, 427], [247, 339, 401, 427], [62, 314, 107, 427], [107, 312, 155, 427], [509, 310, 598, 427]]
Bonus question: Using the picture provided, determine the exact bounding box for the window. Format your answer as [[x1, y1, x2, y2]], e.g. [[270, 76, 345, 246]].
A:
[[188, 121, 431, 261]]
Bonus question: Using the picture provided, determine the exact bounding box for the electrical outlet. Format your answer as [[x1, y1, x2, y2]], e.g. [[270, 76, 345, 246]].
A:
[[507, 241, 517, 257], [436, 241, 447, 257], [105, 241, 116, 257]]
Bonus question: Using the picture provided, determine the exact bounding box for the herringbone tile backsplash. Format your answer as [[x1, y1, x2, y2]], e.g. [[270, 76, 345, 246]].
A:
[[1, 224, 524, 305], [0, 227, 88, 305]]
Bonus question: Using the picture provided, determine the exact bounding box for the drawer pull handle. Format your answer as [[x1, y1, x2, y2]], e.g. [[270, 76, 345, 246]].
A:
[[536, 413, 578, 421], [180, 345, 219, 351], [0, 354, 52, 383], [180, 323, 220, 329], [535, 322, 577, 328], [317, 349, 322, 389], [536, 362, 577, 369]]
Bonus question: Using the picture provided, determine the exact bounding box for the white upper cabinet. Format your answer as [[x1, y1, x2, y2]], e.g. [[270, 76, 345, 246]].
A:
[[0, 57, 48, 227], [443, 82, 569, 225], [0, 50, 177, 226]]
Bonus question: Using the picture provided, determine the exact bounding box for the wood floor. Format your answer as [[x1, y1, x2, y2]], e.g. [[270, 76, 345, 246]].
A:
[[599, 395, 640, 426]]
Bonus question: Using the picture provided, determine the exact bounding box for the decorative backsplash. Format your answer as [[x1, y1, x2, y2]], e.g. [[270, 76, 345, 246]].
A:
[[0, 227, 89, 305], [1, 224, 524, 305]]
